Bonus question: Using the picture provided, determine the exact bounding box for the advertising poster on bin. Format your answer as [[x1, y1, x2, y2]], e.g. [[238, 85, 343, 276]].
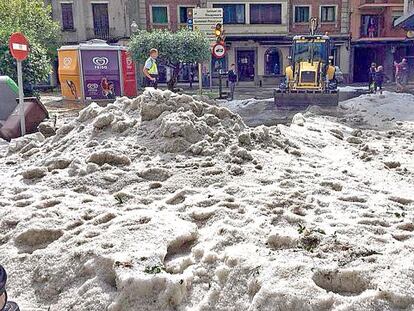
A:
[[81, 50, 121, 100], [58, 50, 82, 100], [121, 50, 137, 97]]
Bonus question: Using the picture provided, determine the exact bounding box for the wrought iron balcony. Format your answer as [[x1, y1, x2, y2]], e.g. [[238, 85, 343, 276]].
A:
[[86, 27, 116, 41]]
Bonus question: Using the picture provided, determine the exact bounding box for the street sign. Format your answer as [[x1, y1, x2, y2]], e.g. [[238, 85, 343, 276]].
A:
[[193, 8, 223, 44], [9, 32, 29, 136], [192, 8, 223, 93], [9, 33, 29, 61], [212, 43, 226, 59]]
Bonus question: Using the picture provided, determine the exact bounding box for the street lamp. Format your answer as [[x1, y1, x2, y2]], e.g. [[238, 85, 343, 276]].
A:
[[130, 20, 139, 35]]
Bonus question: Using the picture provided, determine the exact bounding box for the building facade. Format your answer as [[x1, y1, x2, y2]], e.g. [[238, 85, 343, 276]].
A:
[[144, 0, 201, 31], [349, 0, 413, 82], [195, 0, 352, 86], [201, 0, 290, 86], [46, 0, 136, 44]]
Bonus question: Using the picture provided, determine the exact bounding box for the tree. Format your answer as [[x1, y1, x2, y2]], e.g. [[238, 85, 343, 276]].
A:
[[0, 0, 60, 90], [128, 29, 211, 90]]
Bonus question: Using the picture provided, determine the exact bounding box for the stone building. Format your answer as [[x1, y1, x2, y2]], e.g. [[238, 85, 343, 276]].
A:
[[46, 0, 138, 44]]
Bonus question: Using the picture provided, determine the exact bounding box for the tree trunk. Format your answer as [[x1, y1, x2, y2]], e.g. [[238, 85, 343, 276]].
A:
[[167, 63, 181, 91]]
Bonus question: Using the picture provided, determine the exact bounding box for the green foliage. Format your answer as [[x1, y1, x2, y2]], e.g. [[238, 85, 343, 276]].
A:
[[128, 29, 210, 90], [0, 41, 51, 86], [144, 265, 165, 274], [0, 0, 60, 86], [129, 29, 210, 66]]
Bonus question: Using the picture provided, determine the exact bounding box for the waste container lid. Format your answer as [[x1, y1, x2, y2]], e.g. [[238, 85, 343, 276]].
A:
[[58, 39, 126, 52], [0, 76, 18, 95]]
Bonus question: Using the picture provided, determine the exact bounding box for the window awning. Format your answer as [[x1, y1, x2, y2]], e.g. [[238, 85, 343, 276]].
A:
[[394, 10, 414, 30]]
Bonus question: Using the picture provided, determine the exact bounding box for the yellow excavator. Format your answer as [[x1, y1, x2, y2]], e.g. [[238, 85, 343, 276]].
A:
[[274, 18, 339, 106]]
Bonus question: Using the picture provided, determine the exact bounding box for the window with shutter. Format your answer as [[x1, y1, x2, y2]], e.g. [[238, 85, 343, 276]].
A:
[[92, 3, 110, 38], [61, 3, 74, 30]]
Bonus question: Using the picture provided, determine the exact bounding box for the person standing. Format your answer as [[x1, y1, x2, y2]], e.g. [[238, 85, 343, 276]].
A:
[[394, 60, 402, 91], [368, 63, 377, 93], [374, 65, 389, 94], [228, 64, 237, 101], [394, 59, 409, 92], [143, 48, 159, 89], [368, 20, 376, 38], [400, 58, 409, 89]]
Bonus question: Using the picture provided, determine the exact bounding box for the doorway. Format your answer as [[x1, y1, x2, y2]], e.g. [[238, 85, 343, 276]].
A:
[[237, 50, 255, 81], [92, 3, 109, 39], [353, 47, 378, 83]]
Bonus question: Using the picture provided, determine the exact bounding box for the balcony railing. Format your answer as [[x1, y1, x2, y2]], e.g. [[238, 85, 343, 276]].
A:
[[360, 26, 384, 38], [86, 27, 116, 41]]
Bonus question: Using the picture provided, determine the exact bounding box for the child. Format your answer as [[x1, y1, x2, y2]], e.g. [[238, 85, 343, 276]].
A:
[[374, 66, 388, 94], [368, 24, 376, 38]]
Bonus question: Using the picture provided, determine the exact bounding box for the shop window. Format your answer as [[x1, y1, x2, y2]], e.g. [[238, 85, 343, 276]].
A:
[[265, 48, 281, 75], [321, 6, 336, 22], [250, 4, 282, 24], [212, 4, 245, 24], [61, 3, 74, 31], [294, 6, 310, 23], [152, 6, 168, 24]]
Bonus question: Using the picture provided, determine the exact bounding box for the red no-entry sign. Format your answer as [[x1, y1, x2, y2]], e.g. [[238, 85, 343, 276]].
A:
[[9, 32, 30, 137], [9, 33, 29, 61], [212, 43, 226, 59]]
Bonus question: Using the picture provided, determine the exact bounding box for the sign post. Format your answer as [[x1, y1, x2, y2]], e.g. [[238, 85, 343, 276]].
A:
[[187, 8, 203, 94], [193, 8, 223, 92], [9, 33, 29, 137]]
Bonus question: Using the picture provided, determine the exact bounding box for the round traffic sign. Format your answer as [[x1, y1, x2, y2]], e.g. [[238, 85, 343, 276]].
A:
[[9, 33, 29, 61], [212, 43, 226, 59]]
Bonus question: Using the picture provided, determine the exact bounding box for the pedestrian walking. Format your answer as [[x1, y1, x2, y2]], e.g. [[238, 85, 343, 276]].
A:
[[394, 59, 408, 92], [374, 65, 389, 94], [368, 63, 377, 93], [228, 64, 237, 101], [143, 48, 159, 89]]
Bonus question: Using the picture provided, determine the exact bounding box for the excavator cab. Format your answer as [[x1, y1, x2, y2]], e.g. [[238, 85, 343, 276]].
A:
[[275, 18, 339, 107]]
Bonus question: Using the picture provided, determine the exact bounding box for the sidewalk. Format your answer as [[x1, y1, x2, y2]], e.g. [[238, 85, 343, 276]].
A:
[[150, 82, 414, 101]]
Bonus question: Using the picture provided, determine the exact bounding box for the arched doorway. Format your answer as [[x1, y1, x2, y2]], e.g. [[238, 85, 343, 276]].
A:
[[265, 48, 281, 76]]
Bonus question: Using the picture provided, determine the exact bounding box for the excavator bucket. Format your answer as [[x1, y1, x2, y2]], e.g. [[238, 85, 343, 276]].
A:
[[274, 89, 339, 107]]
